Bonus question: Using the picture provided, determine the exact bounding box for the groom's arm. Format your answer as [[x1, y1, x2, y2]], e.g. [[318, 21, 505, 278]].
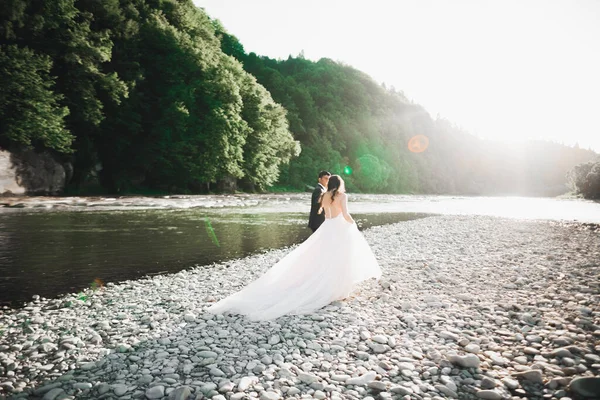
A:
[[311, 188, 321, 207], [311, 188, 324, 215]]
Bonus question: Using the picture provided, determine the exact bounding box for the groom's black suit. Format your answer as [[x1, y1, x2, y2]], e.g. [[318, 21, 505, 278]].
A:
[[308, 183, 326, 232]]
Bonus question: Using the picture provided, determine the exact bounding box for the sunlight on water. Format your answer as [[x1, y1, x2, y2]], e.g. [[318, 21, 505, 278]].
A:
[[220, 195, 600, 224], [0, 194, 598, 306], [0, 208, 425, 306], [348, 196, 600, 223]]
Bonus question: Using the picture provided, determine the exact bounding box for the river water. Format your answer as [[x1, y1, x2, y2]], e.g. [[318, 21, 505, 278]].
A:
[[1, 194, 598, 306]]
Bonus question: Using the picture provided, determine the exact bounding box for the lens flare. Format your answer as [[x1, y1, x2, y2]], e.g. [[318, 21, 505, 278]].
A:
[[343, 166, 353, 175], [204, 217, 220, 247], [408, 135, 430, 153]]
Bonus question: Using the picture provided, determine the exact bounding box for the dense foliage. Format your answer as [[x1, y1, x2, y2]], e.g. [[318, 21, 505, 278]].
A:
[[568, 161, 600, 199], [1, 0, 597, 195], [0, 0, 298, 193], [217, 30, 598, 195]]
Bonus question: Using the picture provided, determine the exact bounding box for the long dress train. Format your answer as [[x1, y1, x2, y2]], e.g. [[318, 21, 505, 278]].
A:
[[207, 214, 381, 321]]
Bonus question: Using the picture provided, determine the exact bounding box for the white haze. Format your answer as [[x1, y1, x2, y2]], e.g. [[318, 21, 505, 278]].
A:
[[194, 0, 600, 152]]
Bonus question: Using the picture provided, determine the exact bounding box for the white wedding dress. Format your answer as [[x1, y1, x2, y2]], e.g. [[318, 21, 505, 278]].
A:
[[207, 194, 381, 321]]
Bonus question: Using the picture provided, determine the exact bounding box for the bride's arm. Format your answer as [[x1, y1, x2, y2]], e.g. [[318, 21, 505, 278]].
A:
[[341, 193, 355, 224]]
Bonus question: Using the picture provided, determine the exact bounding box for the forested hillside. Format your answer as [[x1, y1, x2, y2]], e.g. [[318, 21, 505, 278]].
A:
[[0, 0, 298, 193], [1, 0, 596, 195], [215, 28, 598, 195]]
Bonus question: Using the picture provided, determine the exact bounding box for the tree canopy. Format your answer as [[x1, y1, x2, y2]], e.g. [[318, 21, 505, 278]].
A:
[[1, 0, 596, 195], [1, 0, 298, 193]]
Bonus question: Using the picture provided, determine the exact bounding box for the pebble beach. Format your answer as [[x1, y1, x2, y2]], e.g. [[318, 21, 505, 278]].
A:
[[1, 215, 599, 400]]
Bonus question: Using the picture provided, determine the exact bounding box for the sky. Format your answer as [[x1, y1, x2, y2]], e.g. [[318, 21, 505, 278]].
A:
[[193, 0, 600, 152]]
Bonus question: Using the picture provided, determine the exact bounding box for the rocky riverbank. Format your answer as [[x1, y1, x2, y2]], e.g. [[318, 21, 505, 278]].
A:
[[0, 194, 298, 211], [1, 215, 599, 400]]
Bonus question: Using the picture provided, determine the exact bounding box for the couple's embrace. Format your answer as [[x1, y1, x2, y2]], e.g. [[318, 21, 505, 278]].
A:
[[208, 171, 381, 321]]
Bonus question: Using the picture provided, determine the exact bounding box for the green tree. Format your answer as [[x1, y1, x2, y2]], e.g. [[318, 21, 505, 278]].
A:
[[0, 44, 71, 152]]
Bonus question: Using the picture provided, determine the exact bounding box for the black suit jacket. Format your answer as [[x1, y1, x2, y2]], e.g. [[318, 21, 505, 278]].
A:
[[308, 183, 326, 232]]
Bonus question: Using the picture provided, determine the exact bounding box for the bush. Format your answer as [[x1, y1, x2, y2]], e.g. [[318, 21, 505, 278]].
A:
[[567, 161, 600, 199]]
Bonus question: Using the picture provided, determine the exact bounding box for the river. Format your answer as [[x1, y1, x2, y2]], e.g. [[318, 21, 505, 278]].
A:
[[1, 194, 598, 307]]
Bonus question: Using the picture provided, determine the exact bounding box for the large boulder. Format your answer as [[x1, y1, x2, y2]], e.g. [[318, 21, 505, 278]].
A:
[[0, 149, 25, 195], [1, 148, 70, 195]]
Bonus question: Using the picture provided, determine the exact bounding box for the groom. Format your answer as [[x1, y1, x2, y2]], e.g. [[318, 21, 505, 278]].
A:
[[308, 170, 331, 232]]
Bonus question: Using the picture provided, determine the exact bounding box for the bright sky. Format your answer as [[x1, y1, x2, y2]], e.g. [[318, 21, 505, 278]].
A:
[[193, 0, 600, 152]]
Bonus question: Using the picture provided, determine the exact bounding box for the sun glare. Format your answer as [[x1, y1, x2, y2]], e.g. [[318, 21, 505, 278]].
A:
[[195, 0, 600, 152]]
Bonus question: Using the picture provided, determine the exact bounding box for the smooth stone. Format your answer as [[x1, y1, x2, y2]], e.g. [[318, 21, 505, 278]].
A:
[[97, 383, 110, 395], [260, 391, 280, 400], [346, 372, 376, 386], [551, 348, 573, 358], [448, 354, 481, 368], [370, 343, 387, 353], [440, 331, 460, 341], [435, 384, 458, 398], [238, 376, 257, 391], [553, 337, 572, 346], [200, 383, 217, 394], [313, 390, 326, 400], [184, 313, 196, 322], [73, 383, 93, 390], [372, 335, 388, 344], [513, 370, 543, 384], [210, 367, 225, 377], [568, 377, 600, 398], [390, 386, 413, 395], [146, 385, 165, 399], [81, 362, 96, 371], [465, 344, 481, 354], [524, 347, 540, 355], [113, 384, 128, 396], [197, 351, 218, 358], [331, 374, 350, 382], [526, 335, 543, 343], [476, 390, 502, 399], [514, 356, 528, 365], [367, 381, 387, 391], [481, 377, 496, 389], [42, 388, 65, 400], [502, 377, 519, 390], [268, 335, 280, 345], [298, 372, 319, 384], [34, 383, 63, 396], [169, 386, 192, 400], [584, 354, 600, 363]]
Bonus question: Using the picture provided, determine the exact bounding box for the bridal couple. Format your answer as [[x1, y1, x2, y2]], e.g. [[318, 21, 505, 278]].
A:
[[208, 171, 381, 321]]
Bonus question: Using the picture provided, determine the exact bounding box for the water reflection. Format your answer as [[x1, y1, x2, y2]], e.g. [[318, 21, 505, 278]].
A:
[[0, 209, 427, 306]]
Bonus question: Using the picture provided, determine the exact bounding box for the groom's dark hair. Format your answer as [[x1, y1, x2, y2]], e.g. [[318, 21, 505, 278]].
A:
[[318, 170, 331, 178]]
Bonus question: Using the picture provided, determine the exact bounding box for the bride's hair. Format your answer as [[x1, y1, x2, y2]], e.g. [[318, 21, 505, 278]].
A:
[[320, 174, 345, 204]]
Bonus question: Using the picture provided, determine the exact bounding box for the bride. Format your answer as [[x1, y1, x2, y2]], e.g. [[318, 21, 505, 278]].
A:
[[207, 175, 381, 321]]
